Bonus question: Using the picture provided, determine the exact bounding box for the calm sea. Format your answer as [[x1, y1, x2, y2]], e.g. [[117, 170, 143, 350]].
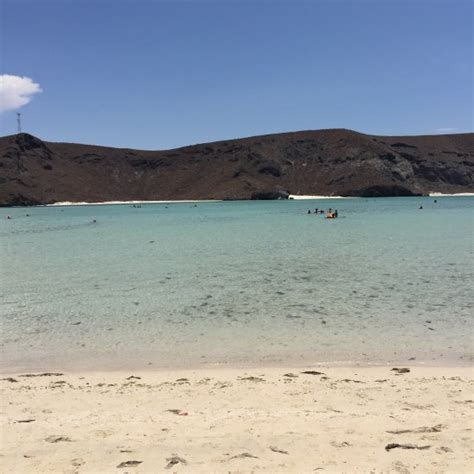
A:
[[1, 196, 473, 372]]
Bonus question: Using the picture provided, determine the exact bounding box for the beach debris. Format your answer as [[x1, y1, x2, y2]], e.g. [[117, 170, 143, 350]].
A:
[[239, 376, 265, 382], [20, 372, 64, 378], [269, 446, 289, 455], [71, 321, 81, 325], [149, 240, 155, 243], [117, 460, 142, 468], [403, 402, 433, 410], [126, 376, 141, 380], [45, 435, 73, 443], [301, 370, 325, 376], [230, 452, 259, 460], [331, 441, 351, 448], [15, 419, 36, 423], [385, 443, 431, 452], [175, 378, 190, 384], [165, 455, 187, 469], [166, 409, 188, 416], [391, 368, 410, 374], [375, 379, 388, 383], [340, 379, 364, 384], [283, 373, 298, 378], [1, 377, 18, 383], [387, 424, 444, 434], [119, 449, 133, 453]]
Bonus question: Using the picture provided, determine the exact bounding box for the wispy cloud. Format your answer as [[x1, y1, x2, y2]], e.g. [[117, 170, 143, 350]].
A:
[[0, 74, 42, 113], [436, 127, 457, 133]]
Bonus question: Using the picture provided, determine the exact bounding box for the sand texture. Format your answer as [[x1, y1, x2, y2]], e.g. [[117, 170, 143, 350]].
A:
[[1, 366, 473, 473]]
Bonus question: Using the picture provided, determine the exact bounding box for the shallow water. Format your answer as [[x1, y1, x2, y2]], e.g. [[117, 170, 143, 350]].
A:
[[1, 196, 473, 372]]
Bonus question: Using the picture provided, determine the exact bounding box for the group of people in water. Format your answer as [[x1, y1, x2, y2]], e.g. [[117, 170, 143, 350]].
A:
[[307, 207, 339, 218]]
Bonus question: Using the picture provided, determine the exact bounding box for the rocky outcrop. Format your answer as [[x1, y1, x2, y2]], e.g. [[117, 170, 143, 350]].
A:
[[0, 129, 473, 205]]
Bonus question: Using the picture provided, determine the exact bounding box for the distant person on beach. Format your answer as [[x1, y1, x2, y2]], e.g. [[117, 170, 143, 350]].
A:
[[307, 210, 311, 214], [334, 209, 338, 218], [419, 206, 423, 210], [314, 208, 318, 214]]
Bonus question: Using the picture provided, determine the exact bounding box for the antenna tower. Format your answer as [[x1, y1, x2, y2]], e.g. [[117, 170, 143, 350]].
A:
[[17, 113, 22, 133]]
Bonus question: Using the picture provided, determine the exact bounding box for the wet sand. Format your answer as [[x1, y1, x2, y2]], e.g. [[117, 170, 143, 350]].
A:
[[1, 366, 473, 472]]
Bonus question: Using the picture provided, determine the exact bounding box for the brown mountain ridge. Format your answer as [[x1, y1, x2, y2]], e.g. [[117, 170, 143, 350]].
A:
[[0, 128, 473, 206]]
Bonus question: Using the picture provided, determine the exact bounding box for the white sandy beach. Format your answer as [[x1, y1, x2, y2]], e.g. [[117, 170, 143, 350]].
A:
[[1, 366, 473, 473], [428, 192, 474, 197], [39, 193, 474, 207], [46, 200, 221, 206], [288, 195, 347, 200], [47, 196, 345, 206]]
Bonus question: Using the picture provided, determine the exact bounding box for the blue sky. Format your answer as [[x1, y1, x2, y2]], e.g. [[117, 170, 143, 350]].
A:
[[0, 0, 472, 149]]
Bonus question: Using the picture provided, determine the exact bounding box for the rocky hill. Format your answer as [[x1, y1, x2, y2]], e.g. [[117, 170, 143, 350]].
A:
[[0, 129, 473, 206]]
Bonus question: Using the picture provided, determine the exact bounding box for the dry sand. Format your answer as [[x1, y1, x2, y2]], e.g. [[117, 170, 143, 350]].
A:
[[1, 366, 473, 473]]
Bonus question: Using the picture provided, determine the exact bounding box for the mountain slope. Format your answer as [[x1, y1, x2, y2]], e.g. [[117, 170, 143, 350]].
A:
[[0, 129, 473, 205]]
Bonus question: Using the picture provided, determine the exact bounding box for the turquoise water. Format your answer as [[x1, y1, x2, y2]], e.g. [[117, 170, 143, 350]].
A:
[[1, 197, 473, 372]]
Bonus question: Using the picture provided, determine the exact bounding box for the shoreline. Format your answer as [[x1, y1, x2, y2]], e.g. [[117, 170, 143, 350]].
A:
[[2, 356, 472, 377], [46, 199, 222, 206], [288, 194, 347, 200], [428, 192, 474, 197], [0, 193, 473, 208], [2, 365, 472, 472], [4, 192, 473, 208], [4, 364, 472, 379]]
